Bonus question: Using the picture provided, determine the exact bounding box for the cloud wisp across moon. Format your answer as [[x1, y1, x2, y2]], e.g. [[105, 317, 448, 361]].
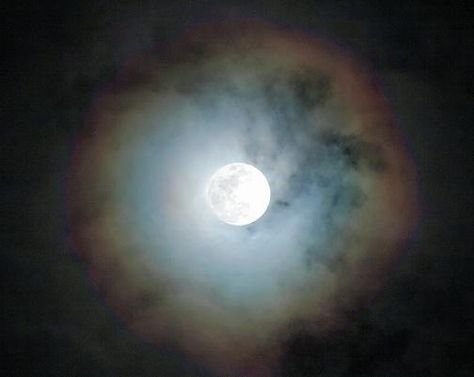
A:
[[68, 21, 419, 375]]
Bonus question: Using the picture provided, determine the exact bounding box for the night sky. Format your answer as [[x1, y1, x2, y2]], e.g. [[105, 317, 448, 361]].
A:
[[2, 1, 473, 376]]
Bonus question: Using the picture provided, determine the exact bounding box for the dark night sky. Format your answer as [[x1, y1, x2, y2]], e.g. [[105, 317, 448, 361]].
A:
[[2, 1, 473, 376]]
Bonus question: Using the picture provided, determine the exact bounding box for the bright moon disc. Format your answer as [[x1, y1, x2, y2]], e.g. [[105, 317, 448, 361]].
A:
[[207, 163, 271, 226]]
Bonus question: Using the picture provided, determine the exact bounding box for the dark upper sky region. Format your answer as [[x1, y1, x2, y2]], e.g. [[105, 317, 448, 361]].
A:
[[2, 1, 473, 376]]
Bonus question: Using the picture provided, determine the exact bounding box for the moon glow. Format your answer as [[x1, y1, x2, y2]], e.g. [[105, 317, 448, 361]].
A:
[[207, 163, 271, 226], [68, 22, 419, 375]]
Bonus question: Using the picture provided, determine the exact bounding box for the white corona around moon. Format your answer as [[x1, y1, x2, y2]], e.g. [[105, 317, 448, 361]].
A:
[[207, 163, 271, 226]]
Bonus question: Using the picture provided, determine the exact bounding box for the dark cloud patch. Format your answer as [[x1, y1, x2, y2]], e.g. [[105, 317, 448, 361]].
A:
[[303, 182, 367, 269], [263, 82, 305, 142], [292, 72, 332, 110], [330, 183, 367, 211], [321, 132, 388, 173], [275, 199, 290, 207], [261, 69, 332, 134]]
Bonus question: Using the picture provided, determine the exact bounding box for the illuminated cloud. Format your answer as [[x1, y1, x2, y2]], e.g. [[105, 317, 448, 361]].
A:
[[69, 22, 418, 375]]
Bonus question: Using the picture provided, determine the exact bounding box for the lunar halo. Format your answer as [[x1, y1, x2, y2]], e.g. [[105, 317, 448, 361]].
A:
[[68, 21, 419, 376]]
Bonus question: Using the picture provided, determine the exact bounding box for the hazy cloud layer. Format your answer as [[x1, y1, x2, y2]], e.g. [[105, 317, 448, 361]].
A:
[[70, 23, 418, 375]]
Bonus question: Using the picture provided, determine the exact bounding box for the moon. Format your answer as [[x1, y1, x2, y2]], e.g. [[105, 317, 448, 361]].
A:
[[206, 163, 271, 226]]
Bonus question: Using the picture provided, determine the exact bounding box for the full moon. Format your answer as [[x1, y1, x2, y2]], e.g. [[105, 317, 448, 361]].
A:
[[206, 163, 271, 226]]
